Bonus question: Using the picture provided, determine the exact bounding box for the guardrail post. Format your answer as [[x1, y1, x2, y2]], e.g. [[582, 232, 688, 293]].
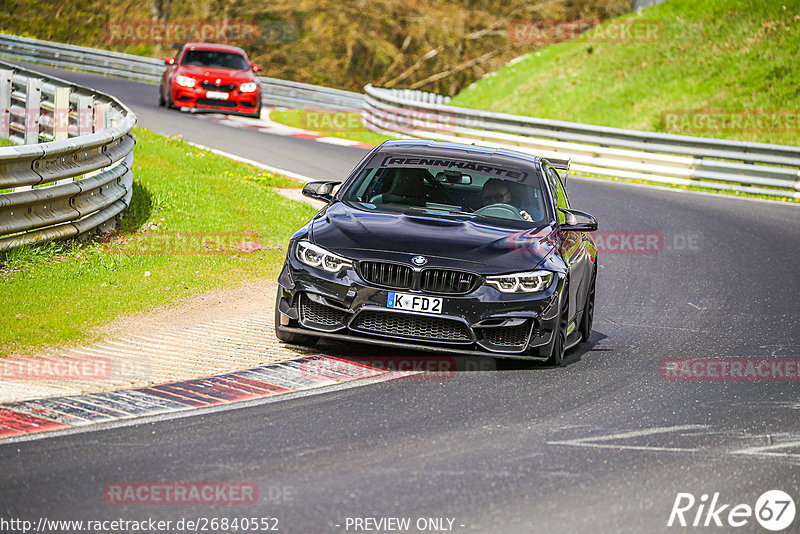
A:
[[53, 86, 71, 185], [108, 110, 122, 129], [77, 95, 93, 136], [94, 102, 110, 133], [53, 87, 69, 141], [24, 77, 42, 145], [0, 70, 11, 139], [13, 77, 42, 192]]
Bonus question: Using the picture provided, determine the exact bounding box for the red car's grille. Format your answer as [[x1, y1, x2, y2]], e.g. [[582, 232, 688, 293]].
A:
[[200, 81, 237, 92]]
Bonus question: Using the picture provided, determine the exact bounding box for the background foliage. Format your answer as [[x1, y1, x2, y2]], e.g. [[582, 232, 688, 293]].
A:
[[0, 0, 630, 94]]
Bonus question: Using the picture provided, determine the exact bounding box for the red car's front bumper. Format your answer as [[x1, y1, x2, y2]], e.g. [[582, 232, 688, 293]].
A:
[[171, 85, 261, 115]]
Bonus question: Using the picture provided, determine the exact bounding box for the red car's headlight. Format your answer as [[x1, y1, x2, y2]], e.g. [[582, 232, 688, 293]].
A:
[[175, 75, 197, 88]]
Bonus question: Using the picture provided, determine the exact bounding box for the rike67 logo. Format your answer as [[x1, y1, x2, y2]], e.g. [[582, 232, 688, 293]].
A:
[[668, 490, 795, 531]]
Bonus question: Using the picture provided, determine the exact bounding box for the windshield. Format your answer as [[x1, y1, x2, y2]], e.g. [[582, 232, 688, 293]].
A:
[[341, 164, 548, 227], [181, 50, 248, 70]]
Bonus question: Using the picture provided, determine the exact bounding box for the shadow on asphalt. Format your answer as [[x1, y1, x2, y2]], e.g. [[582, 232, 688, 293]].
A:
[[307, 329, 610, 374]]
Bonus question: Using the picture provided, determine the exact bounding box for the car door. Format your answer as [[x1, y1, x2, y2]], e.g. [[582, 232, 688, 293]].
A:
[[546, 165, 589, 325]]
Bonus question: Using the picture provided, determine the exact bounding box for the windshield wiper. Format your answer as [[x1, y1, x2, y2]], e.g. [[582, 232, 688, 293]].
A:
[[404, 206, 476, 218]]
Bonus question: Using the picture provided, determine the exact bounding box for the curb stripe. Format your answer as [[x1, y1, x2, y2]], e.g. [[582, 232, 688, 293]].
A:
[[0, 408, 69, 436], [141, 386, 215, 407], [219, 374, 293, 395], [0, 355, 391, 440], [152, 384, 225, 405], [3, 401, 95, 426], [193, 112, 377, 153]]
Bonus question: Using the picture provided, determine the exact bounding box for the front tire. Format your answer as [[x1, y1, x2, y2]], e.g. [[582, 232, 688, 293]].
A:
[[546, 325, 565, 366], [546, 286, 568, 366], [158, 85, 165, 107], [274, 287, 318, 347], [579, 266, 596, 343]]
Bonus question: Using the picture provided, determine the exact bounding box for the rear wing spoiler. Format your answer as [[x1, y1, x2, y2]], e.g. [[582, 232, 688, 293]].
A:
[[544, 157, 572, 183]]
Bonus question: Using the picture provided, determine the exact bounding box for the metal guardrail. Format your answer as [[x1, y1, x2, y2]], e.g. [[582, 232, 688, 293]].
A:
[[0, 60, 136, 251], [3, 34, 797, 200], [363, 85, 800, 199], [0, 33, 364, 110]]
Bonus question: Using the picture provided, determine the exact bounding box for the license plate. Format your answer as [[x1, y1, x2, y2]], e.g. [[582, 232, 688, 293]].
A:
[[206, 91, 229, 100], [386, 292, 442, 314]]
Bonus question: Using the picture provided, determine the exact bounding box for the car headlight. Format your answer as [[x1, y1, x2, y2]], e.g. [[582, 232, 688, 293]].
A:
[[295, 241, 352, 273], [175, 75, 196, 88], [485, 270, 554, 293], [239, 82, 258, 93]]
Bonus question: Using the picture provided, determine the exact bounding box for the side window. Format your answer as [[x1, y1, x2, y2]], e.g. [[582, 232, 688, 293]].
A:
[[348, 168, 381, 202], [546, 166, 569, 222]]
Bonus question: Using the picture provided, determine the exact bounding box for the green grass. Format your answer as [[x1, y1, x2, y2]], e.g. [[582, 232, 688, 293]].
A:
[[452, 0, 800, 146], [270, 109, 396, 146], [0, 127, 315, 356]]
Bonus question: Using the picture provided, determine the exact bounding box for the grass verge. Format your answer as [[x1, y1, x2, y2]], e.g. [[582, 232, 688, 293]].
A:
[[270, 108, 395, 146], [0, 127, 316, 356], [452, 0, 800, 147]]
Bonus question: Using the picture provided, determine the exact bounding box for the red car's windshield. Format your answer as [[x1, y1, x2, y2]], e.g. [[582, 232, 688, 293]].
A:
[[181, 50, 248, 70]]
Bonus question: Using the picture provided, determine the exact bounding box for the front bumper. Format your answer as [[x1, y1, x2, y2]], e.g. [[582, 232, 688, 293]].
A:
[[171, 85, 260, 114], [276, 254, 564, 360]]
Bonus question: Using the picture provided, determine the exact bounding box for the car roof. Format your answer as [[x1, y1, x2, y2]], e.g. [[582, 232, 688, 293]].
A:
[[181, 42, 248, 55], [373, 139, 544, 170]]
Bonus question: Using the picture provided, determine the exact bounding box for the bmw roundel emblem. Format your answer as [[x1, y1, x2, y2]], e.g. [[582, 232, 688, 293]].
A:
[[411, 256, 428, 266]]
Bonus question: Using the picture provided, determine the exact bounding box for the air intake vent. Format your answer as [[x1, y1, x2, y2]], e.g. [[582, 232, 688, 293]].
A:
[[299, 294, 348, 330], [479, 321, 531, 348], [351, 310, 471, 342]]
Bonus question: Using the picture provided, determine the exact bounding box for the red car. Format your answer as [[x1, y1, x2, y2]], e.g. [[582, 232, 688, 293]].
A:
[[159, 43, 263, 118]]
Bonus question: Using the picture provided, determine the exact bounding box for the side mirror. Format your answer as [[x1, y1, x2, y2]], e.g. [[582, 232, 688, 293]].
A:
[[558, 208, 598, 232], [252, 64, 263, 73], [164, 57, 176, 65], [302, 181, 340, 203]]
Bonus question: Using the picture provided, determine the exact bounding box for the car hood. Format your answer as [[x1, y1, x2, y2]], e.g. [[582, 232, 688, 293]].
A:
[[310, 202, 557, 274], [176, 65, 256, 83]]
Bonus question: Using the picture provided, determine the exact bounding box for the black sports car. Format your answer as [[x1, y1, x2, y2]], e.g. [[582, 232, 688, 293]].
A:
[[275, 140, 598, 364]]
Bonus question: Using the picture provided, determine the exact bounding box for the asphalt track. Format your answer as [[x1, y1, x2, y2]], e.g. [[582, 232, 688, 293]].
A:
[[1, 66, 800, 533]]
